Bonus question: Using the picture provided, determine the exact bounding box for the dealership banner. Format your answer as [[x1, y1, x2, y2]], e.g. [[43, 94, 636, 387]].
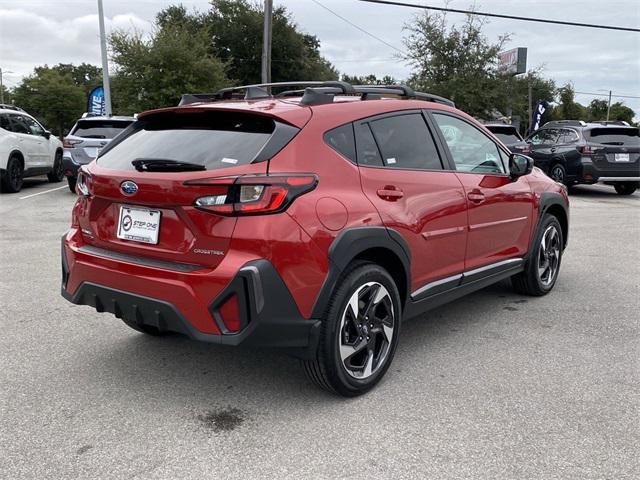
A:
[[87, 86, 105, 115], [528, 101, 547, 135]]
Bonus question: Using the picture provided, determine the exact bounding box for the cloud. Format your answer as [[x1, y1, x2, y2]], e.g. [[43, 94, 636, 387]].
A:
[[0, 8, 152, 80]]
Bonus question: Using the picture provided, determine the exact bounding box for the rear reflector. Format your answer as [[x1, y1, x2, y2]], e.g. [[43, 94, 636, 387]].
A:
[[218, 294, 241, 333], [190, 174, 317, 216]]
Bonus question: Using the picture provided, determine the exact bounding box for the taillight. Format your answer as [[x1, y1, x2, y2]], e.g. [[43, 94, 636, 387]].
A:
[[519, 144, 531, 154], [189, 174, 318, 216], [63, 138, 81, 149], [577, 145, 602, 155], [76, 168, 92, 196]]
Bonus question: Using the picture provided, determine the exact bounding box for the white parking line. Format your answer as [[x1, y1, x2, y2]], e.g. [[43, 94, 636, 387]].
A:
[[19, 185, 68, 200]]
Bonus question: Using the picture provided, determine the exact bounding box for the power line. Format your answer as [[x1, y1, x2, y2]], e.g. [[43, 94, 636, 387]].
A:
[[309, 0, 403, 53], [574, 91, 640, 100], [359, 0, 640, 33]]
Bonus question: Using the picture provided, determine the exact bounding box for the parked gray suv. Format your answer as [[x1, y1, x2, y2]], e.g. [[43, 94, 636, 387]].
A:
[[62, 114, 134, 192]]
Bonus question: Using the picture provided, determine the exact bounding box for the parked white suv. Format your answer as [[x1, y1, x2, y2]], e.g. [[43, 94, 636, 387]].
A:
[[0, 105, 64, 193]]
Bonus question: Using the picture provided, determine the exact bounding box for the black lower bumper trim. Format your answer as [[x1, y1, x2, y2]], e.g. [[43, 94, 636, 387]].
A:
[[61, 258, 321, 359]]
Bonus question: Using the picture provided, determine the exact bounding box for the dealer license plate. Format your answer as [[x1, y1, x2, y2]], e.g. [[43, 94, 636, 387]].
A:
[[117, 206, 161, 244], [615, 153, 630, 162]]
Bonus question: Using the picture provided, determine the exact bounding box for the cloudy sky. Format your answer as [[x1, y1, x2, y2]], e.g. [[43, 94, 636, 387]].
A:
[[1, 0, 639, 116]]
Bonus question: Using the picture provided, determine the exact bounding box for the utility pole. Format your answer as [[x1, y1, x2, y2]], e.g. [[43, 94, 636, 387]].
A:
[[0, 68, 4, 104], [261, 0, 273, 84], [527, 81, 532, 134], [97, 0, 112, 116], [606, 90, 612, 121]]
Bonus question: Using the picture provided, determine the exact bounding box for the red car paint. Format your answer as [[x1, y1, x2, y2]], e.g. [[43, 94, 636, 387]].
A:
[[62, 95, 568, 340]]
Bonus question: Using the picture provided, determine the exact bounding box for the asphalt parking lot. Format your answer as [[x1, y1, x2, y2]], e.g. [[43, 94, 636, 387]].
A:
[[1, 178, 638, 479]]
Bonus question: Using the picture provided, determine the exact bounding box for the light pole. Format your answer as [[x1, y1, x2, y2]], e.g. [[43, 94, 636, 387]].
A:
[[0, 69, 14, 104], [97, 0, 112, 116], [261, 0, 273, 84]]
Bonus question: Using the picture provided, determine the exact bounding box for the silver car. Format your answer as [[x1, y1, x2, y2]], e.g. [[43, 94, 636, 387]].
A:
[[62, 114, 134, 192]]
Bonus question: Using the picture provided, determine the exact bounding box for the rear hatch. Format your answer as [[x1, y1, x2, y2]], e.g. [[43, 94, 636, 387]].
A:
[[77, 108, 304, 269], [66, 119, 134, 164], [587, 127, 640, 175]]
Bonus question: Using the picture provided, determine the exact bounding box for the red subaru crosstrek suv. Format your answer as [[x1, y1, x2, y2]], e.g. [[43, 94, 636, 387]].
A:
[[61, 82, 569, 396]]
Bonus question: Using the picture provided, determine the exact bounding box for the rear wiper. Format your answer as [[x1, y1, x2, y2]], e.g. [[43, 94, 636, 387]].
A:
[[600, 141, 624, 145], [132, 158, 206, 172]]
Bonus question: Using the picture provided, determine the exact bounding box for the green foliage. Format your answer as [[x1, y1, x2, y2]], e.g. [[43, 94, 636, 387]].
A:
[[109, 20, 230, 114], [403, 10, 508, 118], [340, 74, 397, 85], [51, 63, 103, 98], [204, 0, 338, 84], [11, 67, 85, 136]]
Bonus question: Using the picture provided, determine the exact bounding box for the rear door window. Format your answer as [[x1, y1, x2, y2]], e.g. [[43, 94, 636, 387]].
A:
[[587, 128, 639, 145], [97, 111, 284, 171], [0, 114, 10, 131], [71, 120, 133, 139], [355, 122, 384, 167], [528, 129, 559, 145], [368, 113, 443, 170], [558, 129, 579, 144]]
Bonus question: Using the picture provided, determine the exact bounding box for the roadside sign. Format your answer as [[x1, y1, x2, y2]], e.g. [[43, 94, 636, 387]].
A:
[[498, 47, 527, 76]]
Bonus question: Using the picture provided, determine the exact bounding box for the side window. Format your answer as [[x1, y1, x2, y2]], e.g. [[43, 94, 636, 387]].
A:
[[324, 123, 356, 163], [22, 116, 45, 136], [354, 122, 384, 167], [433, 113, 506, 174], [0, 114, 11, 131], [9, 114, 30, 134], [368, 113, 443, 170], [559, 129, 579, 144], [528, 129, 556, 145]]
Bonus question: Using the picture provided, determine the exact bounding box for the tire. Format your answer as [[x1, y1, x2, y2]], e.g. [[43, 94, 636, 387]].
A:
[[67, 177, 77, 193], [511, 214, 563, 296], [303, 262, 402, 397], [120, 318, 169, 336], [1, 156, 24, 193], [613, 182, 638, 196], [549, 163, 566, 185], [47, 151, 64, 183]]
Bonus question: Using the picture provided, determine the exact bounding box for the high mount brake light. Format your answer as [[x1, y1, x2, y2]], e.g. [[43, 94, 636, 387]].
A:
[[190, 174, 318, 216]]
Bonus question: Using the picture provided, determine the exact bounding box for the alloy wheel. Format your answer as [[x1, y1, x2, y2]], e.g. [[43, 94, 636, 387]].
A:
[[338, 282, 395, 379], [537, 225, 561, 287], [550, 165, 564, 183], [9, 161, 22, 190]]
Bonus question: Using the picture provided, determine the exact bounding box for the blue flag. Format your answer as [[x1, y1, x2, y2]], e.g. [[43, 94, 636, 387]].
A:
[[87, 86, 105, 115], [528, 101, 546, 135]]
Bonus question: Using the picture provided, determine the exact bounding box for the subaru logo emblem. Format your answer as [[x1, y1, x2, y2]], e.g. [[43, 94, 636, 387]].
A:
[[120, 181, 138, 196]]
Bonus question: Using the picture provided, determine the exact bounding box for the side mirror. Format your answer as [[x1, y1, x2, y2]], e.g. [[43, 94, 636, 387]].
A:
[[43, 130, 51, 140], [509, 153, 533, 180]]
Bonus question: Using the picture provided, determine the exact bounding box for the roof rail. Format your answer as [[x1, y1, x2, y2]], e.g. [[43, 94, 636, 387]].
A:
[[590, 120, 630, 126], [0, 103, 25, 112], [179, 81, 455, 108], [543, 120, 587, 127]]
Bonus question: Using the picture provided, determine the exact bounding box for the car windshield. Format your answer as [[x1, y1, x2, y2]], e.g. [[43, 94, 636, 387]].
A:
[[96, 111, 275, 171], [71, 120, 133, 139], [587, 128, 639, 145]]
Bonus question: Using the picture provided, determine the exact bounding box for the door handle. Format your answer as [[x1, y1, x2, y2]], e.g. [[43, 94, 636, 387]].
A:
[[467, 190, 485, 203], [377, 186, 404, 201], [550, 147, 557, 153]]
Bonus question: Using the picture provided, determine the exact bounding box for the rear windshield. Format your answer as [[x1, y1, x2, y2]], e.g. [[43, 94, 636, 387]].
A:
[[71, 120, 133, 139], [587, 128, 639, 145], [97, 111, 275, 171], [487, 126, 521, 143]]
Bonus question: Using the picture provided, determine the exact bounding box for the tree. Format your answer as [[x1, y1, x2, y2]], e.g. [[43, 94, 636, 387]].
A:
[[109, 19, 230, 114], [588, 99, 635, 124], [51, 63, 103, 98], [403, 9, 509, 118], [155, 1, 338, 86], [340, 74, 397, 85], [11, 67, 85, 136]]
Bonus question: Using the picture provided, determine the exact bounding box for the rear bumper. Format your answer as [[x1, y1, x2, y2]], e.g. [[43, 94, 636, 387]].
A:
[[579, 158, 640, 183], [61, 232, 321, 358], [61, 154, 80, 178]]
